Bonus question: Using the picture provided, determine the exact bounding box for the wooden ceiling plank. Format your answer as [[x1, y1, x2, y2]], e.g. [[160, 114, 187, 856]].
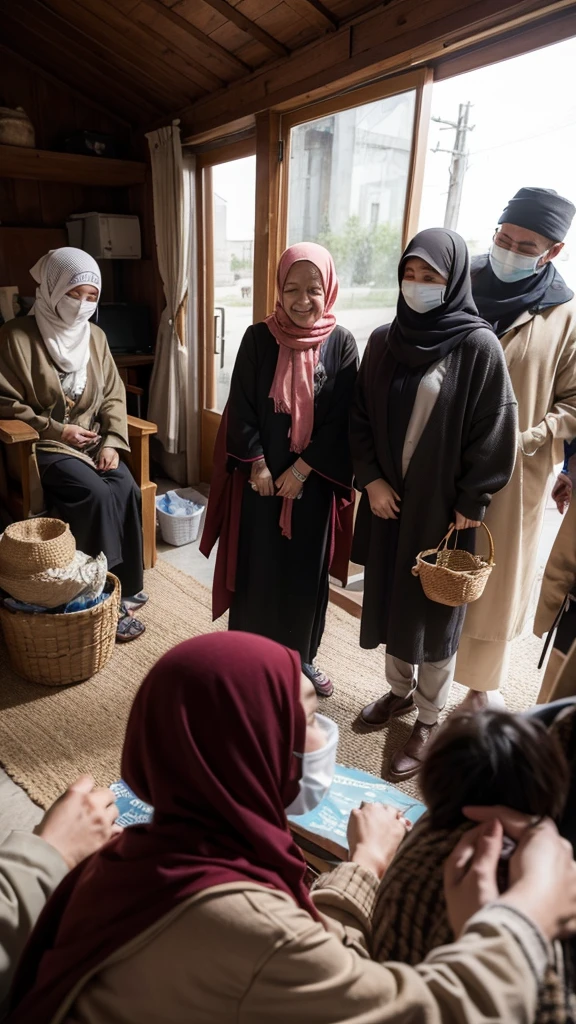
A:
[[4, 0, 176, 110], [199, 0, 289, 56], [2, 29, 157, 124], [0, 5, 167, 117], [285, 0, 338, 30], [0, 42, 132, 127], [78, 0, 225, 93], [40, 0, 198, 106], [177, 0, 574, 136], [136, 0, 252, 73]]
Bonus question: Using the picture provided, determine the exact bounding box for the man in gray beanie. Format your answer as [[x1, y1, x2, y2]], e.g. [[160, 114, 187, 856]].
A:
[[456, 187, 576, 706]]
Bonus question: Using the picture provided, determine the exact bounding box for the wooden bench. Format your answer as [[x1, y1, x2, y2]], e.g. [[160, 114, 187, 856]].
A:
[[0, 414, 157, 570]]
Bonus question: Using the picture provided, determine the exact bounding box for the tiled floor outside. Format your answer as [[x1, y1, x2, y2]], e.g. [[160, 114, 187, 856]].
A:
[[0, 483, 565, 839]]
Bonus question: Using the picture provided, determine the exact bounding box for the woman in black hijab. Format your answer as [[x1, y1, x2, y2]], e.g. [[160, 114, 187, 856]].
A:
[[351, 228, 517, 780]]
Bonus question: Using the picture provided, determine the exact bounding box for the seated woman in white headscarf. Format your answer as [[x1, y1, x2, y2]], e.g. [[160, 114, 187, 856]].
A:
[[0, 247, 146, 641]]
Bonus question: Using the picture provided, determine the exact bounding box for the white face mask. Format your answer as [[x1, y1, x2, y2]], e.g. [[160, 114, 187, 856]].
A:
[[56, 295, 97, 327], [401, 280, 446, 314], [489, 241, 548, 284], [285, 714, 338, 817]]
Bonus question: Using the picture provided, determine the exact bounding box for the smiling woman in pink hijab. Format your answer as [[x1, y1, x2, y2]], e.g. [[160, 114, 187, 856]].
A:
[[202, 243, 358, 697]]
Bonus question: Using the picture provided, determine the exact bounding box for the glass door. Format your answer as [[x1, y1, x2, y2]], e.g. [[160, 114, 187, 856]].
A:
[[281, 72, 431, 360], [198, 143, 256, 480], [280, 71, 431, 596]]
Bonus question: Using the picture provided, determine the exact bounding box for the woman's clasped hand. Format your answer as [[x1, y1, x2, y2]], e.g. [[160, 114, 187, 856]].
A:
[[250, 457, 311, 499]]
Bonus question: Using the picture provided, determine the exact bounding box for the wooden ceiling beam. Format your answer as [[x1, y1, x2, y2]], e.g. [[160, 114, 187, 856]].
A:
[[82, 0, 225, 93], [176, 0, 575, 137], [37, 0, 196, 107], [288, 0, 339, 30], [136, 0, 252, 73], [196, 0, 289, 57]]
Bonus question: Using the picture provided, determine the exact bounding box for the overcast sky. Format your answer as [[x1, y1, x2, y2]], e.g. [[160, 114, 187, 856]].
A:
[[211, 34, 576, 285], [420, 35, 576, 286]]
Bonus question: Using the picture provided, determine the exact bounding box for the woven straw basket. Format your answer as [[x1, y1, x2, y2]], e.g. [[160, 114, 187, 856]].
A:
[[412, 523, 495, 607], [0, 518, 75, 575], [0, 574, 120, 686]]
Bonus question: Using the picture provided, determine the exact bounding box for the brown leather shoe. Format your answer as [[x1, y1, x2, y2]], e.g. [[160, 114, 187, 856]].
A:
[[387, 720, 439, 780], [360, 691, 415, 730]]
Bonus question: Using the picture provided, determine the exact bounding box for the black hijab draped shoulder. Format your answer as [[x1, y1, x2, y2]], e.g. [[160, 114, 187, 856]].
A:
[[385, 229, 492, 484], [387, 228, 492, 368], [350, 228, 517, 662]]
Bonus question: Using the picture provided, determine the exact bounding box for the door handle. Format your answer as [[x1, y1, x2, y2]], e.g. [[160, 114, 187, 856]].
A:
[[214, 306, 226, 368]]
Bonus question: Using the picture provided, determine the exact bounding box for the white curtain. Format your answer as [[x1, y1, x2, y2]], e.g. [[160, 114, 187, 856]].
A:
[[145, 122, 196, 474]]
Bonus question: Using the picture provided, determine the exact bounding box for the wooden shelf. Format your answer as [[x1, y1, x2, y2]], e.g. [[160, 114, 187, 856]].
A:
[[0, 145, 146, 186]]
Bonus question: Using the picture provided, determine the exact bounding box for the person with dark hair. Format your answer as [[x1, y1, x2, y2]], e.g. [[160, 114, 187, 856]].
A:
[[456, 188, 576, 706], [420, 710, 568, 830], [325, 709, 575, 1024], [351, 228, 517, 779]]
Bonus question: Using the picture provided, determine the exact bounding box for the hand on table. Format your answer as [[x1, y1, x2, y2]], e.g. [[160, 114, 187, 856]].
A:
[[97, 447, 120, 472], [347, 802, 410, 879], [454, 511, 481, 530], [35, 774, 121, 870], [250, 459, 274, 496], [61, 424, 99, 449], [365, 479, 400, 519], [552, 472, 572, 514]]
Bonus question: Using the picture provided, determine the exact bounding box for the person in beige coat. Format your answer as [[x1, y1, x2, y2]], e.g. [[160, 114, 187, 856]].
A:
[[534, 471, 576, 703], [455, 187, 576, 704], [8, 632, 576, 1024], [0, 247, 146, 639], [0, 776, 118, 1010]]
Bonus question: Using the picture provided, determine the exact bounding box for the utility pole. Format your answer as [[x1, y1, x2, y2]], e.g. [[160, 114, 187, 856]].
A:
[[431, 102, 474, 230]]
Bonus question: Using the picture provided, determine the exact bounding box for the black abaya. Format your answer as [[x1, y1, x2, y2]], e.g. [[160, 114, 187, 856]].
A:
[[38, 453, 143, 597], [226, 322, 358, 663], [351, 229, 518, 664]]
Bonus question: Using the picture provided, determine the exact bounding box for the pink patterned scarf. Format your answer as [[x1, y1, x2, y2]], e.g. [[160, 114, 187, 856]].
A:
[[266, 242, 338, 454]]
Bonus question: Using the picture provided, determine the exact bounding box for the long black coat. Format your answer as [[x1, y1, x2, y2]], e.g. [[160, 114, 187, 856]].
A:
[[351, 325, 517, 664], [227, 322, 358, 662]]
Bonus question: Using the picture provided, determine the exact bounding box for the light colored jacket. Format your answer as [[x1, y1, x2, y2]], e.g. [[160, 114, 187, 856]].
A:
[[0, 832, 67, 1009], [0, 317, 130, 453], [459, 299, 576, 651], [36, 865, 551, 1024]]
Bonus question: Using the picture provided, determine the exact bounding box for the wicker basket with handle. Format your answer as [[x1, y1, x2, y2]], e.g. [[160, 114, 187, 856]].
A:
[[412, 523, 495, 607], [0, 574, 120, 686]]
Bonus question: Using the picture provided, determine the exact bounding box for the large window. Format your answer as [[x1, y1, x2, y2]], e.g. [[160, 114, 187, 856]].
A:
[[419, 36, 576, 287], [211, 155, 256, 412], [286, 89, 417, 356]]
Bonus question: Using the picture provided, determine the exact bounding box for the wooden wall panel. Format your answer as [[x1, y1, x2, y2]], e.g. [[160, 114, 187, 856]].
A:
[[0, 49, 160, 336]]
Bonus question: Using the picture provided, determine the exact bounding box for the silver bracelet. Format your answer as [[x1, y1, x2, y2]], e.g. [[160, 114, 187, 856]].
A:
[[291, 464, 307, 483]]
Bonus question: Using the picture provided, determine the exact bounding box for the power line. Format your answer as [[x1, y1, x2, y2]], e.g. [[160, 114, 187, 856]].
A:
[[469, 116, 576, 156]]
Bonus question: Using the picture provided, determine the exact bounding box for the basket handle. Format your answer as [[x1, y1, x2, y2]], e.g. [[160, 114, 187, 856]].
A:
[[436, 525, 458, 552], [437, 522, 495, 563]]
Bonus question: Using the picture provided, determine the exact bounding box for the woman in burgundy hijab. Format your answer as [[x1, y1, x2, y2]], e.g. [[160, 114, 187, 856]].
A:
[[201, 243, 358, 697], [6, 632, 332, 1023]]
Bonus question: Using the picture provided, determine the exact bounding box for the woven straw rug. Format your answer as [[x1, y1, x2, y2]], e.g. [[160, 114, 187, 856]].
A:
[[0, 559, 545, 808]]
